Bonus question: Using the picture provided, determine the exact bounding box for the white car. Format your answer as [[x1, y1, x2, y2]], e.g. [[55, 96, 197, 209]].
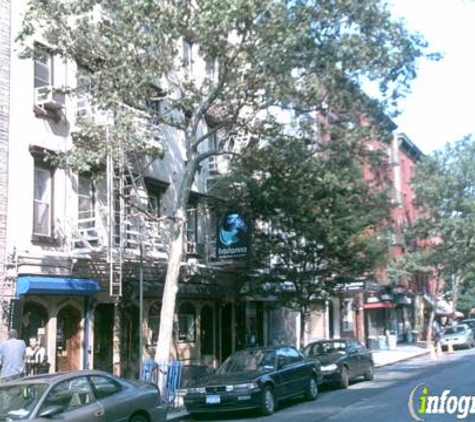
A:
[[439, 324, 475, 349]]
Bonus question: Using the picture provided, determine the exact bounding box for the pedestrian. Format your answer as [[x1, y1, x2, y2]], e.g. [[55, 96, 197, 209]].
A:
[[25, 337, 47, 375], [0, 329, 26, 381]]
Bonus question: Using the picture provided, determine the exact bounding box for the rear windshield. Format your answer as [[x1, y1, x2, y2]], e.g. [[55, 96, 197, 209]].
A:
[[444, 326, 467, 335]]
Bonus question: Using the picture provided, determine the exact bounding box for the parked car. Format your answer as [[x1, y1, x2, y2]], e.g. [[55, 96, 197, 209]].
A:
[[302, 338, 374, 389], [439, 324, 475, 349], [0, 370, 166, 422], [460, 319, 475, 335], [184, 346, 321, 416]]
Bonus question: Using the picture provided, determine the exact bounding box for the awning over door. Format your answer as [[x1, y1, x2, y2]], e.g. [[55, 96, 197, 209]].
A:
[[17, 276, 101, 297]]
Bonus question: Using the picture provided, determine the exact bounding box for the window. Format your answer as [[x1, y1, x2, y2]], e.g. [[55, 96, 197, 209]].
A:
[[186, 207, 197, 253], [34, 46, 52, 88], [33, 165, 53, 237], [182, 40, 193, 73], [40, 376, 93, 415], [178, 303, 196, 342], [89, 375, 122, 399], [78, 175, 94, 221], [205, 58, 216, 79]]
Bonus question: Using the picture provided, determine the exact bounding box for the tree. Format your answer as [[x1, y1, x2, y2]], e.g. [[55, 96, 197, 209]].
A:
[[214, 126, 392, 344], [400, 136, 475, 342], [19, 0, 428, 366]]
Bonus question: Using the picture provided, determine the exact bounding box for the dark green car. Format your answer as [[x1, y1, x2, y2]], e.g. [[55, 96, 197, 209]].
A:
[[303, 338, 374, 389], [184, 346, 321, 416]]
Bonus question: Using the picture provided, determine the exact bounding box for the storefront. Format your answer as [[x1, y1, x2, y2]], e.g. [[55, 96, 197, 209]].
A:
[[14, 275, 101, 373]]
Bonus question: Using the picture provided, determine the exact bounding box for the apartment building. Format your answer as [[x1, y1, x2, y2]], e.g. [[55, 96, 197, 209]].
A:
[[2, 0, 248, 378], [0, 0, 11, 342]]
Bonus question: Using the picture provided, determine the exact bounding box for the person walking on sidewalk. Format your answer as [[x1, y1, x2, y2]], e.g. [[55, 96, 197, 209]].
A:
[[0, 329, 26, 382]]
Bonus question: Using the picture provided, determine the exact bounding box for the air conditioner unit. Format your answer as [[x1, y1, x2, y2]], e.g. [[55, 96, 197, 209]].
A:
[[34, 86, 65, 111]]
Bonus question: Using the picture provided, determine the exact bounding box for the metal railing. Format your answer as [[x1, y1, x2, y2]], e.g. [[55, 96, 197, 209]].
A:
[[141, 360, 183, 409]]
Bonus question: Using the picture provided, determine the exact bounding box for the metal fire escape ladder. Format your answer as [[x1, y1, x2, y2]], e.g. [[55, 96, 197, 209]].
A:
[[107, 137, 125, 298]]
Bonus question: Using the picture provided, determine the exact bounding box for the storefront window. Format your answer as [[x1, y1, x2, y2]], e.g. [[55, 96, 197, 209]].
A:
[[178, 303, 195, 342], [342, 299, 354, 332], [148, 303, 160, 346]]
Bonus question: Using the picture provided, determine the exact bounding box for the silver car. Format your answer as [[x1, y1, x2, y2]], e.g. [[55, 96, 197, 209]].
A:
[[439, 324, 475, 349], [0, 370, 166, 422]]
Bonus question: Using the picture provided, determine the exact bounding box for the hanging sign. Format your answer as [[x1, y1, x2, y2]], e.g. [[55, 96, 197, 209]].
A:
[[216, 211, 249, 259]]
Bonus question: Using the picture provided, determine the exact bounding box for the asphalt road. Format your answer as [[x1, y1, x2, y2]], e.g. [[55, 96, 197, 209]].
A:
[[176, 348, 475, 422]]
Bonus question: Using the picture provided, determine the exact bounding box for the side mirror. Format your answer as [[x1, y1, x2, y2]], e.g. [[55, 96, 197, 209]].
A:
[[38, 405, 64, 418], [348, 347, 357, 355]]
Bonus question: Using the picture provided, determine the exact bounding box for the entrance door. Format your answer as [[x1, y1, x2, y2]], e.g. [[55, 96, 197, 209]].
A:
[[93, 304, 114, 372], [56, 305, 82, 372], [220, 303, 233, 362]]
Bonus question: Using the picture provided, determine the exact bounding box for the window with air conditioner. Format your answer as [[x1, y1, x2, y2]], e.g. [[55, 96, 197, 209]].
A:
[[34, 46, 53, 105], [33, 165, 53, 237]]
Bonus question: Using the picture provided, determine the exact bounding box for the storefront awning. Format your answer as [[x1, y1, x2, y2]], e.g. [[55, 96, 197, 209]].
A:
[[17, 276, 101, 297]]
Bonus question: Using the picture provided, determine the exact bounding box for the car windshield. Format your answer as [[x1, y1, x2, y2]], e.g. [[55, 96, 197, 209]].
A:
[[0, 383, 48, 421], [304, 341, 347, 357], [217, 350, 276, 374], [443, 326, 468, 335]]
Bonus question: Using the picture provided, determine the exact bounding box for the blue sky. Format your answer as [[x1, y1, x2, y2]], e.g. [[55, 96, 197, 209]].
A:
[[389, 0, 475, 154]]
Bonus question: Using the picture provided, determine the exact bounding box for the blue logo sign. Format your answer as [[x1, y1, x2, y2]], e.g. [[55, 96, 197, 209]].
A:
[[217, 212, 249, 259]]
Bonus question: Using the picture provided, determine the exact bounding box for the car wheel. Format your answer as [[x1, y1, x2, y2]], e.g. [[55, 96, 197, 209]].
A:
[[364, 363, 374, 381], [260, 385, 276, 416], [339, 367, 349, 389], [304, 376, 318, 401], [129, 413, 149, 422]]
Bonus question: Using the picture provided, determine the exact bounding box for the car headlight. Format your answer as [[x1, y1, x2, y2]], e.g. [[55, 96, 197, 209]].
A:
[[187, 387, 206, 394], [321, 364, 338, 372], [225, 382, 258, 392]]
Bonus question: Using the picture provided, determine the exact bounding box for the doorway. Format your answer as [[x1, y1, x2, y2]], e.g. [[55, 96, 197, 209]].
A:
[[56, 305, 82, 371], [93, 304, 114, 372]]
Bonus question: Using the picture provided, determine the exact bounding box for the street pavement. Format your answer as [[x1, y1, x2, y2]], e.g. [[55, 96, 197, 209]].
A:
[[169, 347, 475, 422]]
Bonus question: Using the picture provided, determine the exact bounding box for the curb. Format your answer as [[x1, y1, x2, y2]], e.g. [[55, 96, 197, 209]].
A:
[[374, 350, 430, 368]]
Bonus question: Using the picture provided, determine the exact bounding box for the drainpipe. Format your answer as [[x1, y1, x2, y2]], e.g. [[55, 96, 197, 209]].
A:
[[83, 296, 92, 369]]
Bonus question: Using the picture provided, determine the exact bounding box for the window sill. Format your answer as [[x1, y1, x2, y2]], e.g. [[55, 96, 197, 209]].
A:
[[31, 235, 61, 247]]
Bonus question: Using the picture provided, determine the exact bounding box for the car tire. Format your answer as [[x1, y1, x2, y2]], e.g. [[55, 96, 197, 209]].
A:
[[364, 363, 374, 381], [129, 413, 148, 422], [260, 385, 276, 416], [339, 367, 349, 389], [304, 376, 319, 401]]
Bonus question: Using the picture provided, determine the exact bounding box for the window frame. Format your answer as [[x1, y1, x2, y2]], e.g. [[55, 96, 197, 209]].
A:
[[34, 44, 53, 89], [33, 164, 54, 238], [178, 302, 196, 343]]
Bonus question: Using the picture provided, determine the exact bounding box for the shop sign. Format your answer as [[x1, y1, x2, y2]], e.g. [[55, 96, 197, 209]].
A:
[[217, 211, 249, 259]]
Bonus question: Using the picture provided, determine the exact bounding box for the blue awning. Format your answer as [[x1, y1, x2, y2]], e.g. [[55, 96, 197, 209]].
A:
[[17, 276, 101, 297]]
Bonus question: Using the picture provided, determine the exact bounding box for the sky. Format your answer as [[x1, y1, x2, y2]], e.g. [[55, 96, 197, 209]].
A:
[[389, 0, 475, 154]]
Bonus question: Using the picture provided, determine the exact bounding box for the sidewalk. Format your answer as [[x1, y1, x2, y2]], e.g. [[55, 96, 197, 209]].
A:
[[372, 343, 430, 368]]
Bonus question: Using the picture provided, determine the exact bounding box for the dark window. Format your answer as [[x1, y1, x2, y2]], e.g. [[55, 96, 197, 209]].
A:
[[178, 302, 196, 342], [89, 375, 122, 399]]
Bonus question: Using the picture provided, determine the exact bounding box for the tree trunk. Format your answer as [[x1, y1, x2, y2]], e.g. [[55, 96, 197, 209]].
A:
[[299, 307, 307, 348], [154, 152, 197, 392], [452, 273, 460, 317]]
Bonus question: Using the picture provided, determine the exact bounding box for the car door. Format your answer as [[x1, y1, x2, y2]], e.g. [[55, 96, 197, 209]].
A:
[[88, 375, 131, 422], [34, 375, 104, 422], [356, 342, 372, 375], [345, 339, 360, 378], [275, 348, 295, 399], [285, 347, 309, 395]]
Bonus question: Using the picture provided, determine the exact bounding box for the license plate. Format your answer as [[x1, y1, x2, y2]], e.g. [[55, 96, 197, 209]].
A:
[[206, 395, 220, 404]]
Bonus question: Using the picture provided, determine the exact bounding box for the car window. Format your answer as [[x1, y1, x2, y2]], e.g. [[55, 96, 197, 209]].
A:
[[0, 383, 47, 421], [285, 347, 303, 364], [89, 375, 122, 399], [40, 376, 94, 415], [217, 349, 276, 374], [304, 341, 347, 356]]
